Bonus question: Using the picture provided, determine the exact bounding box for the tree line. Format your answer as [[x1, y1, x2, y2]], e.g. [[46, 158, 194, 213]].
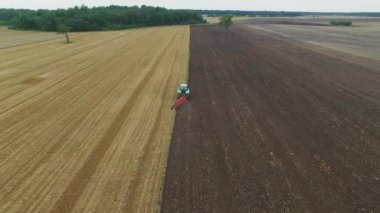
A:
[[0, 5, 206, 31]]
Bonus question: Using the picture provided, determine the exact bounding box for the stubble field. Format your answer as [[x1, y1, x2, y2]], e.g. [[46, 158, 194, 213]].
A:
[[0, 26, 189, 212], [0, 27, 67, 49]]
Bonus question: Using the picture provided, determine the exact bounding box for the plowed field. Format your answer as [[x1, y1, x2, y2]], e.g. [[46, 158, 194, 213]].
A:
[[241, 17, 380, 61], [0, 26, 189, 212], [162, 24, 380, 212]]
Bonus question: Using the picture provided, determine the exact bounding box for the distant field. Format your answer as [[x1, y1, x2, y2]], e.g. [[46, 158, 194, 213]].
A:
[[0, 27, 66, 48], [0, 26, 189, 212], [204, 16, 254, 24], [242, 17, 380, 61]]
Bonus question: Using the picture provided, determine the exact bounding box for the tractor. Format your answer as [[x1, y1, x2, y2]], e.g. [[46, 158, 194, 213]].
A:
[[177, 84, 190, 100]]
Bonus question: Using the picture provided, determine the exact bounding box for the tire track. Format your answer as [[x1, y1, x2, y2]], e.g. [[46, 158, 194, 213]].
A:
[[122, 32, 181, 211], [23, 31, 176, 212], [0, 26, 189, 212], [0, 29, 150, 117], [0, 29, 162, 177], [51, 32, 177, 212], [0, 30, 135, 84]]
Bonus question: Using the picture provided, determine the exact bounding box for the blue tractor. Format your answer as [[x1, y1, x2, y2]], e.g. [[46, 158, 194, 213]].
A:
[[177, 84, 190, 100]]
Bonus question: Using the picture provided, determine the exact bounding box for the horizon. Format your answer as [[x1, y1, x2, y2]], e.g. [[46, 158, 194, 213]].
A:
[[1, 5, 379, 14], [1, 0, 380, 13]]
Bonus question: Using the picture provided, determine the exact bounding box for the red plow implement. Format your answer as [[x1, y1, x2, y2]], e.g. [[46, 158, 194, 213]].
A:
[[171, 95, 187, 110]]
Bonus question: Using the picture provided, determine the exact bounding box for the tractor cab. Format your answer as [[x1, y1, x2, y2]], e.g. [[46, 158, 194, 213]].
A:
[[177, 84, 190, 99]]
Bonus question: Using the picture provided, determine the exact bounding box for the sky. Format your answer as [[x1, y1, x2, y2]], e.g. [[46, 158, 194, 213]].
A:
[[1, 0, 380, 12]]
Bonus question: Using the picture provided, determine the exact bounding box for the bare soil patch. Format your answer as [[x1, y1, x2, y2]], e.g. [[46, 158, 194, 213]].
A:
[[204, 16, 254, 24], [162, 24, 380, 212], [242, 17, 380, 61]]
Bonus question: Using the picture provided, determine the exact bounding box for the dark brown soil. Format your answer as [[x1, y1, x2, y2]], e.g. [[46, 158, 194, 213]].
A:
[[162, 24, 380, 212]]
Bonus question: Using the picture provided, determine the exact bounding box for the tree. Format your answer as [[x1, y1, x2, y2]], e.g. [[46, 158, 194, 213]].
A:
[[57, 24, 71, 43], [219, 14, 233, 32]]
